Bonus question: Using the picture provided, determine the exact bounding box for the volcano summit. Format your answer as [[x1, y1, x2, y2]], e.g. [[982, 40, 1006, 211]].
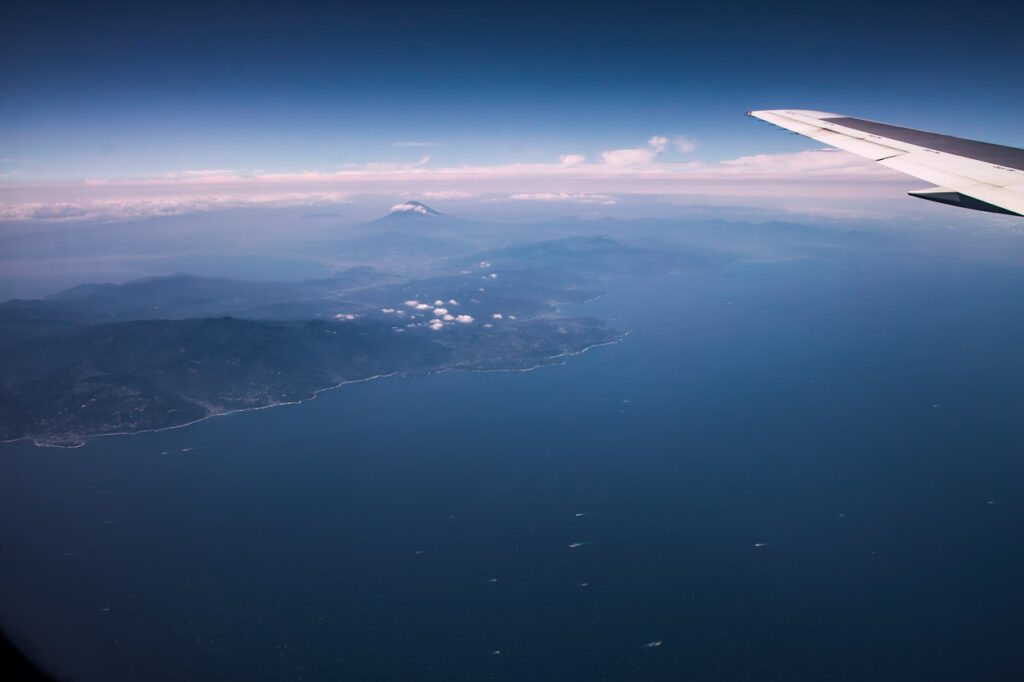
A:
[[387, 201, 443, 217]]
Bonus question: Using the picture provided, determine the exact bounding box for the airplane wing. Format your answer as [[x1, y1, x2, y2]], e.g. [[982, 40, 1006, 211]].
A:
[[748, 109, 1024, 217]]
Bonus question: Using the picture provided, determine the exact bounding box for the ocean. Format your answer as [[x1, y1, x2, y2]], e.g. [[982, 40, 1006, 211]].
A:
[[2, 258, 1023, 681]]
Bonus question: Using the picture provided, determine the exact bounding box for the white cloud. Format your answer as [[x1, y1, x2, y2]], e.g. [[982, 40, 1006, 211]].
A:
[[421, 190, 477, 199], [364, 155, 430, 172], [455, 314, 474, 324], [429, 319, 444, 330], [381, 308, 395, 313], [404, 300, 419, 307], [601, 147, 658, 168], [673, 136, 696, 153], [448, 299, 459, 305], [433, 307, 449, 316], [442, 314, 454, 321], [415, 303, 431, 310], [510, 192, 615, 204], [717, 149, 875, 174], [560, 154, 586, 166], [600, 135, 672, 168], [492, 313, 503, 319], [163, 169, 244, 178], [0, 191, 351, 222], [433, 299, 444, 306]]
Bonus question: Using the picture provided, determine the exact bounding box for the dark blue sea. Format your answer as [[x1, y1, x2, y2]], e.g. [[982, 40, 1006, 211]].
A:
[[2, 258, 1024, 681]]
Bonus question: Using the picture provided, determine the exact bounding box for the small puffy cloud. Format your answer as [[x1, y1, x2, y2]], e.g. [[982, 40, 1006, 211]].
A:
[[479, 261, 491, 268], [433, 307, 449, 316], [433, 299, 444, 306], [492, 313, 503, 319], [455, 314, 474, 324], [415, 303, 431, 310], [381, 308, 395, 313], [648, 136, 668, 152], [429, 319, 444, 330], [673, 136, 696, 153], [489, 273, 497, 279], [484, 323, 494, 328], [334, 313, 356, 320], [404, 300, 419, 307], [560, 154, 586, 166], [600, 135, 668, 167], [448, 299, 458, 305], [442, 314, 455, 321]]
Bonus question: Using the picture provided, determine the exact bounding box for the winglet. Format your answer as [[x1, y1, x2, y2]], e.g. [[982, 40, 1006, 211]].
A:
[[908, 187, 1021, 216]]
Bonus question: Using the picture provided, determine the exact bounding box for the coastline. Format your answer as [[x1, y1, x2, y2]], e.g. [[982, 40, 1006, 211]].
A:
[[3, 332, 626, 451]]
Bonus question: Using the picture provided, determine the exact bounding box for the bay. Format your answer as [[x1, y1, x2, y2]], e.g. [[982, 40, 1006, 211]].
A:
[[2, 259, 1023, 680]]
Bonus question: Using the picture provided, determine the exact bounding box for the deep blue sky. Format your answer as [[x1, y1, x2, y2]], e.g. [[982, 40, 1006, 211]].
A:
[[1, 0, 1021, 180]]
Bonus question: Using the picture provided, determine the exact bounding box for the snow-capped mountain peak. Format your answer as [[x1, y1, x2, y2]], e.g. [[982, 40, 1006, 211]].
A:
[[388, 201, 443, 217]]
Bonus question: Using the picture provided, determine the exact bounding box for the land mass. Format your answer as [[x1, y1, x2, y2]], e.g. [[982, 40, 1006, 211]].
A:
[[0, 315, 618, 447], [2, 234, 684, 447]]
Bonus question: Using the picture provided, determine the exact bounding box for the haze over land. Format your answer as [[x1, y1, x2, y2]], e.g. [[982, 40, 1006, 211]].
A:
[[5, 199, 1024, 448], [1, 206, 633, 446]]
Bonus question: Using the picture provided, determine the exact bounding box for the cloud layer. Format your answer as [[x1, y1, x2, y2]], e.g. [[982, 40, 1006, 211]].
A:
[[0, 136, 906, 222]]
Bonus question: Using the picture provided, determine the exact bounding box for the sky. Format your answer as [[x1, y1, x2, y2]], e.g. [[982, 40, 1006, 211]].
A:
[[1, 0, 1021, 221]]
